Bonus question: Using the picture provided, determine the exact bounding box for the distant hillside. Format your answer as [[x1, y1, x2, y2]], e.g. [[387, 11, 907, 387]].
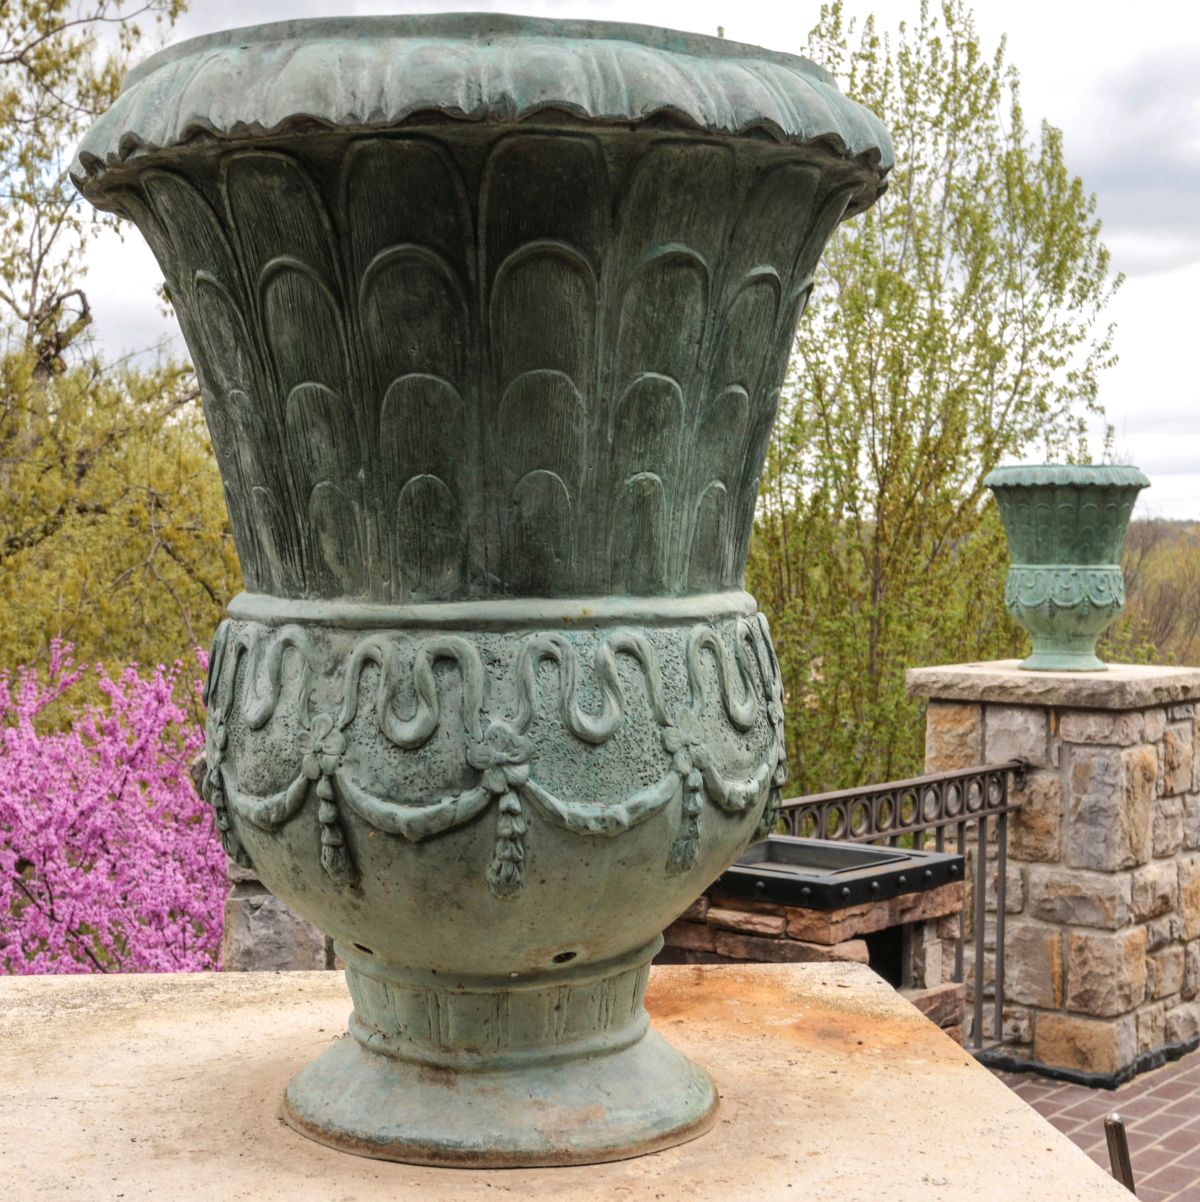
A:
[[1105, 520, 1200, 665]]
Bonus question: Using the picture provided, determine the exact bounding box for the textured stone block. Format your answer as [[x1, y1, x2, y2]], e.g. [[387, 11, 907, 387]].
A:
[[1150, 946, 1185, 1000], [1058, 709, 1147, 746], [1185, 794, 1200, 851], [1065, 928, 1147, 1017], [1132, 860, 1178, 922], [784, 883, 963, 946], [925, 702, 982, 771], [907, 920, 945, 990], [222, 887, 328, 972], [1028, 866, 1131, 929], [908, 663, 1200, 710], [1144, 708, 1168, 743], [1145, 914, 1182, 952], [1004, 924, 1064, 1008], [984, 862, 1026, 914], [1008, 771, 1062, 862], [1034, 1012, 1136, 1075], [936, 913, 960, 941], [707, 907, 786, 938], [662, 920, 716, 952], [708, 893, 783, 917], [679, 897, 709, 923], [1163, 722, 1195, 796], [711, 929, 869, 965], [889, 882, 966, 926], [903, 982, 965, 1029], [1186, 940, 1200, 1000], [1165, 1001, 1200, 1044], [1179, 856, 1200, 940], [1065, 744, 1155, 871], [1001, 1006, 1032, 1045], [1152, 795, 1184, 858], [984, 705, 1049, 766], [1137, 1002, 1166, 1054], [783, 901, 874, 943]]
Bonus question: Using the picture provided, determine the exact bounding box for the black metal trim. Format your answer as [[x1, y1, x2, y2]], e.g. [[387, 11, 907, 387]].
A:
[[977, 1034, 1200, 1091], [712, 835, 964, 911], [779, 760, 1025, 845]]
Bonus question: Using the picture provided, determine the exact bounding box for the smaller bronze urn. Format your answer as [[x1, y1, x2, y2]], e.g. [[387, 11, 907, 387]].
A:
[[985, 464, 1150, 671]]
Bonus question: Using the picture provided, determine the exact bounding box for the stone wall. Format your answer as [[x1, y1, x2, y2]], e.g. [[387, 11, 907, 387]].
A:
[[910, 661, 1200, 1083], [658, 884, 966, 1041], [222, 863, 333, 972]]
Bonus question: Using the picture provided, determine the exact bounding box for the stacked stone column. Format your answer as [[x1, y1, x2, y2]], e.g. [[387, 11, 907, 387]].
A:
[[909, 661, 1200, 1083]]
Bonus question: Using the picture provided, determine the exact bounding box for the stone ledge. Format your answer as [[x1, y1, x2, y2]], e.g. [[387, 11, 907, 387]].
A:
[[0, 965, 1130, 1201], [908, 661, 1200, 710]]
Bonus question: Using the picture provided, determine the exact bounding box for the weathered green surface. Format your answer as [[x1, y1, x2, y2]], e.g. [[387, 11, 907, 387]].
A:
[[985, 465, 1150, 671], [74, 15, 889, 1166]]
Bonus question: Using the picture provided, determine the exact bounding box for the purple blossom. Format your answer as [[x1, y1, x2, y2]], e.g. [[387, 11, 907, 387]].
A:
[[0, 641, 225, 974]]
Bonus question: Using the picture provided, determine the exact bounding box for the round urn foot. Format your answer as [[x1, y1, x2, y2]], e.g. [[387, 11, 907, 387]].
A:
[[1019, 642, 1108, 672], [281, 941, 718, 1167]]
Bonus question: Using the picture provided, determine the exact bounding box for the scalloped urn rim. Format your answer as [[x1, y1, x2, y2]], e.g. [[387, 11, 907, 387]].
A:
[[984, 463, 1151, 490], [70, 11, 893, 209]]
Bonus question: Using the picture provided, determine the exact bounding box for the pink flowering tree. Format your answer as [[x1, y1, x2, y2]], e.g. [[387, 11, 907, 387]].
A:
[[0, 643, 225, 974]]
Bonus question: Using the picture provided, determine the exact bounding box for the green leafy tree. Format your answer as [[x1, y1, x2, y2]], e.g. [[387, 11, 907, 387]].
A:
[[0, 1, 238, 675], [750, 0, 1118, 792]]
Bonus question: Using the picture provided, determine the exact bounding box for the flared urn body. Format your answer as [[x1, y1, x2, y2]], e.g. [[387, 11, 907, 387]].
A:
[[74, 15, 891, 1166], [986, 464, 1149, 671]]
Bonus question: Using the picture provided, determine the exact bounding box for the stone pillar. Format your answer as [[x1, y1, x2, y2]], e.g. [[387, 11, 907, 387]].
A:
[[908, 660, 1200, 1084]]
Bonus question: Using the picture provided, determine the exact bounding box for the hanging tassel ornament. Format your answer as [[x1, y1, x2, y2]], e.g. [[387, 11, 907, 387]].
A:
[[487, 790, 527, 899]]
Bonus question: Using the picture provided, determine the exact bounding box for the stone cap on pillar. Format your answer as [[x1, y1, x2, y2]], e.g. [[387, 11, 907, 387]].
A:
[[907, 661, 1200, 710]]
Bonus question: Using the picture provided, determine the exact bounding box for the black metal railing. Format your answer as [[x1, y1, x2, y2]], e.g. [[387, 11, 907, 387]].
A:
[[780, 760, 1026, 1051]]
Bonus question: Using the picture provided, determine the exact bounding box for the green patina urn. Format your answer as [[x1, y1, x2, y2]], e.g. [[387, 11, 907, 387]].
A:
[[985, 465, 1150, 671], [73, 14, 891, 1166]]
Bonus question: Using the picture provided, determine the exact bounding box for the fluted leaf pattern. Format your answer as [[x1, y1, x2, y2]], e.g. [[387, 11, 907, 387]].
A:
[[114, 128, 875, 601]]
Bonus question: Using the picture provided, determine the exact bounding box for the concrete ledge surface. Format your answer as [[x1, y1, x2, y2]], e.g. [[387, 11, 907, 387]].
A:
[[0, 963, 1131, 1200], [908, 659, 1200, 709]]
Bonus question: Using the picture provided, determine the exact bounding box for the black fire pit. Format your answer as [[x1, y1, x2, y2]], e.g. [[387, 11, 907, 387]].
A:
[[712, 835, 964, 911]]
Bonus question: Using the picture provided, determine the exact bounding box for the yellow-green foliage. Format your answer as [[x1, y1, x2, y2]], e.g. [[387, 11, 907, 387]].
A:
[[0, 2, 231, 678], [750, 1, 1118, 794], [0, 349, 238, 670], [1102, 521, 1200, 667]]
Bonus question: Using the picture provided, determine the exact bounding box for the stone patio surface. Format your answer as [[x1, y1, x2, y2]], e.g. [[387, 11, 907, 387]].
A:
[[996, 1054, 1200, 1201], [0, 963, 1133, 1201]]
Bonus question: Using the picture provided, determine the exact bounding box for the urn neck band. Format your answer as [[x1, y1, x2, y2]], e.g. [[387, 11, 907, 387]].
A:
[[226, 590, 758, 629], [339, 937, 661, 1071]]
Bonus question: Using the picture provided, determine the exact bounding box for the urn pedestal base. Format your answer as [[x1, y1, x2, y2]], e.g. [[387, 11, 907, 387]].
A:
[[1019, 638, 1107, 673], [281, 940, 717, 1167]]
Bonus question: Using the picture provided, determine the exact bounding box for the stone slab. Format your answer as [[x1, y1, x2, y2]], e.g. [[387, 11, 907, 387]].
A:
[[908, 660, 1200, 710], [0, 965, 1131, 1201]]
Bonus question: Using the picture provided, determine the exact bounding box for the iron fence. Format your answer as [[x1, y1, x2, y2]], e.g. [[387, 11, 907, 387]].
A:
[[780, 760, 1027, 1051]]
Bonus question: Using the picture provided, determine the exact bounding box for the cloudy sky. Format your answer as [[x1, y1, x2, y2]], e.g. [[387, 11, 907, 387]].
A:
[[81, 0, 1200, 517]]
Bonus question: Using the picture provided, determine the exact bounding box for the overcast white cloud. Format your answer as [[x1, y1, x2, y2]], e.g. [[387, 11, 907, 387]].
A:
[[79, 0, 1200, 517]]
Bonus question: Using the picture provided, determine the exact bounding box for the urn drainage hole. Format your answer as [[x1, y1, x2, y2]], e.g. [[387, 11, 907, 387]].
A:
[[352, 943, 374, 956], [552, 950, 577, 965]]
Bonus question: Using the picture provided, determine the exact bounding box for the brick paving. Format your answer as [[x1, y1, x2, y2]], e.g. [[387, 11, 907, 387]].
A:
[[994, 1054, 1200, 1200]]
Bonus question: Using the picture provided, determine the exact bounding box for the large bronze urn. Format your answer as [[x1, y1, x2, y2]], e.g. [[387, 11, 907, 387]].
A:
[[73, 14, 890, 1167]]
